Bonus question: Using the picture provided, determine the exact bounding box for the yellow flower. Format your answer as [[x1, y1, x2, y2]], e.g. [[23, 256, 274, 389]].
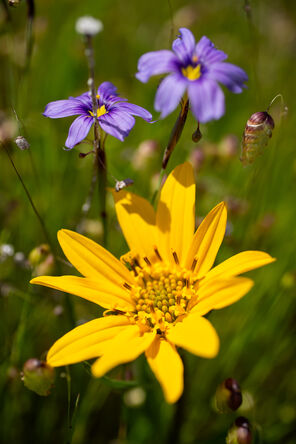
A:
[[31, 162, 275, 403]]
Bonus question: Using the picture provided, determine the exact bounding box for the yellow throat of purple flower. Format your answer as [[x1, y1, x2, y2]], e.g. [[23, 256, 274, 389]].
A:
[[182, 64, 201, 81], [89, 94, 108, 118], [89, 104, 108, 118]]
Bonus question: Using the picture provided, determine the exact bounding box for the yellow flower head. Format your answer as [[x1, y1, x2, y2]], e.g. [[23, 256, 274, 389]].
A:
[[31, 162, 275, 403]]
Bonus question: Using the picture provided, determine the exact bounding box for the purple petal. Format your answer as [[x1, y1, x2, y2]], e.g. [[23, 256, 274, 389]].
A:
[[195, 36, 228, 64], [112, 102, 152, 121], [154, 73, 187, 118], [97, 82, 118, 99], [208, 62, 248, 93], [136, 50, 179, 83], [172, 28, 195, 64], [43, 99, 85, 118], [99, 110, 135, 141], [65, 115, 93, 148], [73, 92, 92, 108], [188, 79, 225, 123]]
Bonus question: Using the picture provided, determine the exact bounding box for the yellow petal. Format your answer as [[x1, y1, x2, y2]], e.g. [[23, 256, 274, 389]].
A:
[[167, 313, 219, 358], [112, 190, 157, 261], [156, 162, 195, 266], [92, 326, 155, 377], [57, 229, 134, 286], [192, 277, 254, 316], [202, 250, 276, 282], [146, 336, 183, 403], [47, 316, 131, 366], [30, 275, 135, 311], [186, 202, 227, 277]]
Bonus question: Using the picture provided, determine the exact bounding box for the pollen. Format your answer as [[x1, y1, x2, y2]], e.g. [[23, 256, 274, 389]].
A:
[[89, 104, 108, 118], [128, 263, 198, 331], [182, 64, 201, 81]]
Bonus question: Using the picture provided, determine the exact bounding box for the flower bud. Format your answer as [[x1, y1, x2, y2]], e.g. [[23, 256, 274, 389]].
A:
[[215, 378, 242, 413], [124, 387, 146, 407], [29, 244, 54, 277], [192, 125, 202, 143], [22, 359, 54, 396], [115, 178, 134, 192], [226, 417, 252, 444], [75, 16, 103, 36], [15, 136, 30, 150], [8, 0, 21, 6], [29, 244, 50, 266], [241, 111, 274, 166]]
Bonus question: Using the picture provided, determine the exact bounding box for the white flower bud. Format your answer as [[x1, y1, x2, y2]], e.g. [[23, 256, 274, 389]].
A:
[[15, 136, 30, 150], [75, 16, 103, 36]]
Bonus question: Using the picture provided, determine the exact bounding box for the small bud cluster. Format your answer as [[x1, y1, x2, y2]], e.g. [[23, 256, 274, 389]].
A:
[[75, 16, 103, 36], [22, 359, 55, 396]]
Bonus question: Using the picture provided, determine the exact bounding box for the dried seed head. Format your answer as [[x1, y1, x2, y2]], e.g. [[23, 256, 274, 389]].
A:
[[241, 111, 274, 166], [75, 16, 103, 36], [226, 417, 252, 444], [22, 359, 55, 396], [115, 178, 134, 192], [15, 135, 30, 150], [8, 0, 21, 7], [192, 125, 202, 143], [215, 378, 242, 413]]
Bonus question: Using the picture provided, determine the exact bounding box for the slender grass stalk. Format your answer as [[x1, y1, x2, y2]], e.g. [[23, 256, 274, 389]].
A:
[[25, 0, 35, 71], [1, 142, 55, 255], [84, 34, 108, 246]]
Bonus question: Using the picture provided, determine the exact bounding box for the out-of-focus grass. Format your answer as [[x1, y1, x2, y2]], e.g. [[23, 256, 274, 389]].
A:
[[0, 0, 296, 443]]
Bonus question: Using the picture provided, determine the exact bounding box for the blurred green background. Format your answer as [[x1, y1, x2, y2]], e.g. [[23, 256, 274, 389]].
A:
[[1, 0, 296, 443]]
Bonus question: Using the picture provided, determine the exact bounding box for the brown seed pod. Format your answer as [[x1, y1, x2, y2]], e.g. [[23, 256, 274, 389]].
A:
[[241, 111, 275, 166]]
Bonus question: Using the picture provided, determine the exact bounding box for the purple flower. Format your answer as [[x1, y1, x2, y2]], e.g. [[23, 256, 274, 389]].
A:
[[43, 81, 152, 149], [136, 28, 248, 123]]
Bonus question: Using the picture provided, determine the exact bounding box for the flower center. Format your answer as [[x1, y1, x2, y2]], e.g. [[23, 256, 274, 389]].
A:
[[127, 262, 198, 332], [89, 104, 108, 118], [182, 64, 201, 81]]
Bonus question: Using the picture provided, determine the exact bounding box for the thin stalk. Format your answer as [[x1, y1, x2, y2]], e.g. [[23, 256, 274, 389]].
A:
[[25, 0, 35, 71], [152, 98, 189, 205], [162, 98, 189, 169], [84, 34, 108, 246], [1, 142, 55, 255]]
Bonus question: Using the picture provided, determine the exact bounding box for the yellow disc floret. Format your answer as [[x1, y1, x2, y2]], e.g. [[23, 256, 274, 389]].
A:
[[127, 262, 198, 333]]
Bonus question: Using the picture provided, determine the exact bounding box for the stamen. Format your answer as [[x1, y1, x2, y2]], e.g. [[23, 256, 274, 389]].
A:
[[123, 282, 132, 290], [143, 257, 151, 266], [134, 258, 141, 268], [172, 251, 179, 265], [191, 258, 198, 271], [130, 263, 138, 276], [153, 246, 163, 261]]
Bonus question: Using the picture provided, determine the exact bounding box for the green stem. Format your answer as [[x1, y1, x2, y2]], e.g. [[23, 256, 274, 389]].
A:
[[1, 142, 56, 256], [84, 34, 108, 246]]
